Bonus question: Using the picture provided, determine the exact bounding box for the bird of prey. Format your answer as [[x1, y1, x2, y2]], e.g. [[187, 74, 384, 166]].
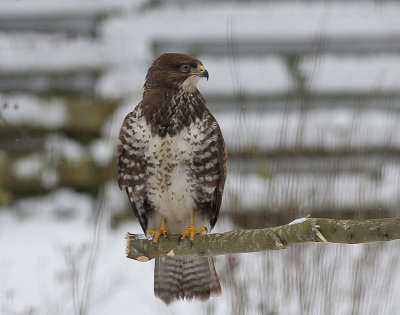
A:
[[117, 53, 227, 304]]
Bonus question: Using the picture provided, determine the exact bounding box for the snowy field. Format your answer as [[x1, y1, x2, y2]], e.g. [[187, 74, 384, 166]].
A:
[[1, 0, 400, 314], [2, 192, 400, 315]]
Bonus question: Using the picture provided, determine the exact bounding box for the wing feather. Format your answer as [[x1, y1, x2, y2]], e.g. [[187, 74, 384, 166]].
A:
[[194, 110, 227, 230], [210, 125, 227, 229], [117, 108, 149, 232]]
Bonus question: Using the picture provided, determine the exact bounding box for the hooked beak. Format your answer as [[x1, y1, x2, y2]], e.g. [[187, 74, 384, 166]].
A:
[[190, 65, 209, 81], [201, 69, 209, 81]]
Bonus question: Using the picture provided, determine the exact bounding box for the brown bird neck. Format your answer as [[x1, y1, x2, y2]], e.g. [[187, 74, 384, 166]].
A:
[[141, 87, 206, 138]]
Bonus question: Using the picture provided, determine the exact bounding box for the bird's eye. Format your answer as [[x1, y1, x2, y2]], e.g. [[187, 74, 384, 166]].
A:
[[180, 64, 190, 72]]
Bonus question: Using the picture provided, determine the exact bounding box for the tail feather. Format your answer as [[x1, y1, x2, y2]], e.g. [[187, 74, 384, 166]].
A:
[[154, 256, 221, 304]]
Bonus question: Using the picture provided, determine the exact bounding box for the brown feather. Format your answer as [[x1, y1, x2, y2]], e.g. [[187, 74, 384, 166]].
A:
[[117, 53, 227, 303], [154, 257, 221, 305]]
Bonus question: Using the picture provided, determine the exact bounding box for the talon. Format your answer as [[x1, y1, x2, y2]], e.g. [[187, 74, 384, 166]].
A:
[[146, 217, 170, 244], [180, 214, 207, 245]]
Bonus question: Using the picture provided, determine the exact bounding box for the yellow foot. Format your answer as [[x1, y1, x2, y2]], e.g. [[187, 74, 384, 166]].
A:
[[180, 215, 207, 245], [146, 217, 170, 244]]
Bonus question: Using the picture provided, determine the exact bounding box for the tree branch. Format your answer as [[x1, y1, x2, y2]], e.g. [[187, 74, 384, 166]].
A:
[[126, 217, 400, 262]]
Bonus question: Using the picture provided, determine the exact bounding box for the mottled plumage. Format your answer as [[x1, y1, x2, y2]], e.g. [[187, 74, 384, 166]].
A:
[[117, 53, 227, 304]]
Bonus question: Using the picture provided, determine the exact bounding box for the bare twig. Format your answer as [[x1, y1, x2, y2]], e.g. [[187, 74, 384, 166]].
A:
[[312, 226, 328, 243]]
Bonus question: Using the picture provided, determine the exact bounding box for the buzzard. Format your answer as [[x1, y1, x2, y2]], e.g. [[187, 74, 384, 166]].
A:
[[117, 53, 227, 304]]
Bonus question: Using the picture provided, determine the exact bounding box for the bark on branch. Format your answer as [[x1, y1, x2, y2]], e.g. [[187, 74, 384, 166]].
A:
[[126, 217, 400, 262]]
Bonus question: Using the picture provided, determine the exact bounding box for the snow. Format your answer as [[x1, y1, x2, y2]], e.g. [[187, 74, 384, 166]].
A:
[[2, 1, 399, 39], [1, 1, 400, 97], [2, 201, 400, 314], [13, 153, 47, 180], [11, 136, 88, 188], [215, 107, 400, 151], [0, 192, 225, 315], [198, 57, 290, 95], [224, 163, 400, 213], [2, 0, 400, 313], [288, 218, 308, 225], [0, 94, 67, 128], [302, 54, 400, 93], [4, 189, 94, 220], [89, 139, 115, 167], [103, 1, 400, 40], [45, 135, 86, 163], [0, 35, 111, 73], [0, 0, 139, 17]]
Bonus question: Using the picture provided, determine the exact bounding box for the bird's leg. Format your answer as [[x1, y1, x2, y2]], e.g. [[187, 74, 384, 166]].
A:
[[180, 214, 207, 245], [146, 217, 170, 244]]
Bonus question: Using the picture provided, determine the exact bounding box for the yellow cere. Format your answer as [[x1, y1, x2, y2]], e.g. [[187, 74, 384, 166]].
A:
[[199, 65, 205, 72]]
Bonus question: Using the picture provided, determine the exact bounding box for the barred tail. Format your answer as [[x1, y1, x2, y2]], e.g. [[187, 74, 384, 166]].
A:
[[154, 256, 221, 304]]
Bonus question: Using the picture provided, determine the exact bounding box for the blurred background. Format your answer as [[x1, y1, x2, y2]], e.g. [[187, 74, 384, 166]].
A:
[[1, 0, 400, 314]]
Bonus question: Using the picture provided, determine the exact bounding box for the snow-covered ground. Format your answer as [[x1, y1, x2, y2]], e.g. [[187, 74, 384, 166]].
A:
[[2, 0, 400, 314], [2, 190, 400, 314]]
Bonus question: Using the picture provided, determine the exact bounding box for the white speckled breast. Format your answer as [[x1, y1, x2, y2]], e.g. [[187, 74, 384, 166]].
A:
[[138, 119, 206, 233], [148, 127, 193, 230]]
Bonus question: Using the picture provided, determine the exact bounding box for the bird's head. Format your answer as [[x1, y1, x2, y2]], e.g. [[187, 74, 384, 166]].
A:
[[144, 53, 209, 93]]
